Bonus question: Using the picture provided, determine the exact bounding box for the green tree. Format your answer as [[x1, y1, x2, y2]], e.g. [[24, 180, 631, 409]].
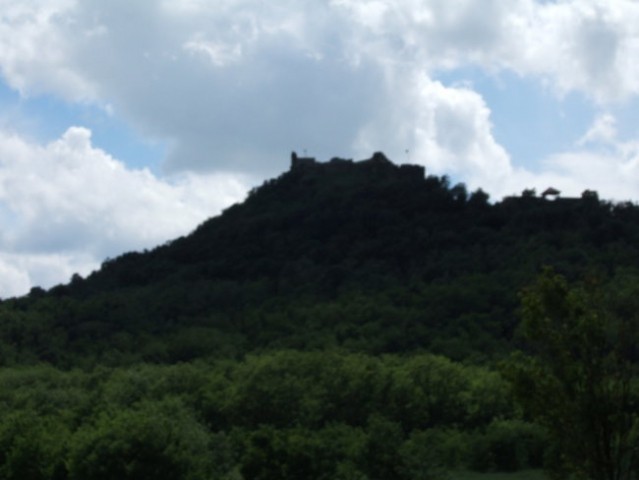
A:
[[398, 429, 455, 479], [238, 425, 368, 480], [0, 412, 70, 480], [67, 399, 226, 480], [504, 269, 639, 480]]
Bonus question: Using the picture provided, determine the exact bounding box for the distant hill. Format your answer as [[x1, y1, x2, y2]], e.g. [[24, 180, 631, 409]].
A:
[[2, 152, 639, 366]]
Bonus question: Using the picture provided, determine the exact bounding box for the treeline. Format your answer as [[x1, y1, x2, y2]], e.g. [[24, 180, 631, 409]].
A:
[[0, 351, 545, 480], [0, 272, 518, 367], [4, 156, 639, 366], [1, 156, 639, 478]]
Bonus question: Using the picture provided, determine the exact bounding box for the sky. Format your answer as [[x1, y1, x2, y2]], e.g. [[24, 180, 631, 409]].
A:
[[1, 0, 639, 297]]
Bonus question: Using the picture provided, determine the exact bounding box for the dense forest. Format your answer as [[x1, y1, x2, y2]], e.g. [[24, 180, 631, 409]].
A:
[[0, 153, 637, 479]]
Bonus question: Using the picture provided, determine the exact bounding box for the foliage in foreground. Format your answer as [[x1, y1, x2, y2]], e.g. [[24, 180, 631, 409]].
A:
[[505, 270, 639, 480], [0, 351, 546, 480]]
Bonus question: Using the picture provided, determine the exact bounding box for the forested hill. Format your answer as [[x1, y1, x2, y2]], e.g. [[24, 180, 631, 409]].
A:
[[3, 152, 639, 365]]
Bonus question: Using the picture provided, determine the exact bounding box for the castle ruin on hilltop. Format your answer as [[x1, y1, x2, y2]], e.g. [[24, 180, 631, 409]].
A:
[[290, 151, 425, 181]]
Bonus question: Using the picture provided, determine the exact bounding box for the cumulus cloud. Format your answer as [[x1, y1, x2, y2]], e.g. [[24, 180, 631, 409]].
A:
[[61, 0, 387, 174], [338, 0, 639, 102], [412, 77, 512, 182], [0, 0, 95, 101], [482, 113, 639, 201], [506, 0, 639, 103], [577, 113, 617, 146], [0, 126, 248, 296], [0, 251, 93, 298], [351, 73, 513, 190], [2, 0, 639, 176]]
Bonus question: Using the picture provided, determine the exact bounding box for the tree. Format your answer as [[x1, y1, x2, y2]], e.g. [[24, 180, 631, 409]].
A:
[[0, 412, 70, 480], [504, 269, 639, 480], [67, 399, 225, 480]]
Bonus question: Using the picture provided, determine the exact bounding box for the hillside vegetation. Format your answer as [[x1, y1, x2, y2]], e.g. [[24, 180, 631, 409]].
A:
[[0, 153, 638, 479]]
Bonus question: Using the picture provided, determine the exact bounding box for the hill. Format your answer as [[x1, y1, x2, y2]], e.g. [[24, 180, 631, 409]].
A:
[[1, 152, 638, 479], [1, 152, 638, 366]]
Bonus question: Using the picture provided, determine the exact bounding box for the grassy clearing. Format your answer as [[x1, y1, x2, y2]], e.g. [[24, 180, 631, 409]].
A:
[[449, 470, 547, 480]]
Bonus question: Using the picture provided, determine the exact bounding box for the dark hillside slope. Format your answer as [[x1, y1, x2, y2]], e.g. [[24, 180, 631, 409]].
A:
[[2, 153, 639, 365]]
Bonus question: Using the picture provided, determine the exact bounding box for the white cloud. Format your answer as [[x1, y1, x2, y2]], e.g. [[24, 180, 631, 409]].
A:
[[577, 113, 617, 146], [414, 77, 512, 182], [337, 0, 639, 102], [352, 73, 513, 189], [0, 126, 248, 297], [0, 0, 95, 101], [506, 0, 639, 103], [481, 114, 639, 201], [0, 255, 32, 298], [0, 251, 94, 298], [537, 150, 639, 201], [3, 0, 639, 176], [183, 37, 244, 67]]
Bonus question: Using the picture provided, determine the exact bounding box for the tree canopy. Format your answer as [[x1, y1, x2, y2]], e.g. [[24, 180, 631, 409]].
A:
[[505, 269, 639, 480], [0, 155, 638, 478]]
